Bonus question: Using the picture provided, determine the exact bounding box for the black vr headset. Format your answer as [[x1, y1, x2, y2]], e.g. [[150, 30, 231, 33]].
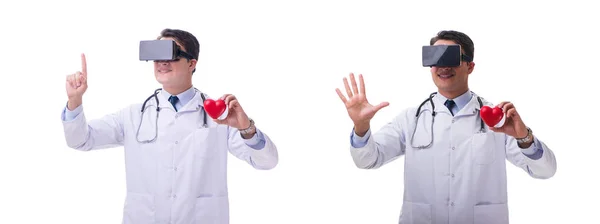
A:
[[422, 44, 472, 67], [139, 39, 195, 62]]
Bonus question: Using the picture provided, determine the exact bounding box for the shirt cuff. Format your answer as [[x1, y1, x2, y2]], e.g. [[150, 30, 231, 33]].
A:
[[243, 128, 266, 150], [350, 128, 371, 148], [520, 137, 543, 160], [62, 103, 83, 121]]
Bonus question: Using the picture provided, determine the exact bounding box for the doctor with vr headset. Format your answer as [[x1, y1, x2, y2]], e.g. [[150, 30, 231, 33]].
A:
[[61, 28, 278, 224], [335, 30, 557, 224]]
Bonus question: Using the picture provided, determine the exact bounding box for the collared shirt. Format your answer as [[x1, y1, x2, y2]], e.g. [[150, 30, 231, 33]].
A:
[[436, 90, 473, 116], [162, 86, 197, 111]]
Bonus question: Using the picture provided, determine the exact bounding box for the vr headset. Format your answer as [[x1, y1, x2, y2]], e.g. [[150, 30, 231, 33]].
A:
[[139, 39, 195, 62], [422, 44, 472, 67]]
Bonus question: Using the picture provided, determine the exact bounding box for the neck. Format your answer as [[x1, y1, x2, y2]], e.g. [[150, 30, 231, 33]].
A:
[[438, 88, 469, 99], [163, 83, 193, 95]]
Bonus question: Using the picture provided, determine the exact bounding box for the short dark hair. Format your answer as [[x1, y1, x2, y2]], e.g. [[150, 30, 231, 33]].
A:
[[157, 28, 200, 73], [430, 30, 474, 61]]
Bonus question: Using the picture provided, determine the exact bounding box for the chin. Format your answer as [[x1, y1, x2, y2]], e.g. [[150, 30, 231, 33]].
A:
[[155, 75, 169, 84]]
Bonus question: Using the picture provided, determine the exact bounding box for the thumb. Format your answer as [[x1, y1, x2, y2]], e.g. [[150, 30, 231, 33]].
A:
[[80, 74, 88, 87], [213, 118, 226, 125], [489, 126, 501, 132], [372, 101, 390, 112]]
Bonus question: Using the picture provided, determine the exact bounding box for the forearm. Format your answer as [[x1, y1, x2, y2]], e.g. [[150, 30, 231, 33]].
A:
[[350, 128, 382, 169], [231, 128, 278, 170], [509, 135, 557, 179], [349, 122, 406, 169], [62, 104, 124, 151]]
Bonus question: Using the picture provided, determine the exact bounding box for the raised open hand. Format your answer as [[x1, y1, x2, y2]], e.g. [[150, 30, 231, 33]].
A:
[[335, 73, 389, 128]]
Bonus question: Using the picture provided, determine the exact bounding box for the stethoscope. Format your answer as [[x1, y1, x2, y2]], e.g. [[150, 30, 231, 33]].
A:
[[410, 92, 485, 149], [136, 88, 208, 143]]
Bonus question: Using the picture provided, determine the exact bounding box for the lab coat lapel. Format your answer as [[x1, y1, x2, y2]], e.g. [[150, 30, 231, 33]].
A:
[[459, 92, 495, 117], [431, 91, 493, 117], [156, 91, 176, 111], [178, 91, 205, 113], [155, 89, 205, 113], [431, 94, 455, 115], [457, 95, 480, 117]]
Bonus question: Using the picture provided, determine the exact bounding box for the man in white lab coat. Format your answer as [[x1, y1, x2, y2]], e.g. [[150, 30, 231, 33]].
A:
[[335, 30, 556, 224], [62, 28, 279, 224]]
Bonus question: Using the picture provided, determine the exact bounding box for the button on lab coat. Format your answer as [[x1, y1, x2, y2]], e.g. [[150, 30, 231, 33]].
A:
[[349, 92, 556, 224], [61, 89, 279, 224]]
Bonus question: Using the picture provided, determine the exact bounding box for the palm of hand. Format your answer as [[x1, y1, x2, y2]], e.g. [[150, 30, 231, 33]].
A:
[[212, 94, 250, 130], [66, 81, 86, 97], [493, 117, 526, 138], [224, 108, 243, 128], [489, 101, 528, 139], [345, 94, 377, 122], [336, 73, 389, 125]]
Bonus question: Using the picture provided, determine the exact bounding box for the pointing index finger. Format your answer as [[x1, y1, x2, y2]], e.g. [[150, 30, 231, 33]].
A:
[[81, 53, 87, 76]]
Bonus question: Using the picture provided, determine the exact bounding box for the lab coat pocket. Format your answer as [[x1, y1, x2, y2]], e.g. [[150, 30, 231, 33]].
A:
[[471, 132, 497, 165], [122, 192, 155, 224], [473, 203, 509, 224], [399, 201, 432, 224], [194, 196, 228, 224]]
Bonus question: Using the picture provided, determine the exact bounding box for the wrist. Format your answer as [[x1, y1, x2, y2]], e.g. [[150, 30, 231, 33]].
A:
[[517, 127, 529, 139], [239, 118, 256, 137], [517, 135, 534, 148], [354, 122, 370, 137], [516, 127, 533, 145], [67, 97, 82, 111]]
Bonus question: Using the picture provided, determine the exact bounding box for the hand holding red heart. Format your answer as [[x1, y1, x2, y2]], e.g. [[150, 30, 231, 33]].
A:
[[485, 101, 529, 139], [208, 94, 251, 130]]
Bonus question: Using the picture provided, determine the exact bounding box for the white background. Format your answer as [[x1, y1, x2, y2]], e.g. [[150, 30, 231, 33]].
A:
[[1, 0, 598, 223]]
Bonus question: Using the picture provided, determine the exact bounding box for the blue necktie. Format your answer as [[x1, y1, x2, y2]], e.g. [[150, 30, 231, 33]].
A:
[[444, 99, 456, 116], [168, 95, 179, 112]]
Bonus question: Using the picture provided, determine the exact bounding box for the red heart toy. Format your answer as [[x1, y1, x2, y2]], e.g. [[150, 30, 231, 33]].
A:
[[204, 99, 227, 119], [480, 106, 504, 127]]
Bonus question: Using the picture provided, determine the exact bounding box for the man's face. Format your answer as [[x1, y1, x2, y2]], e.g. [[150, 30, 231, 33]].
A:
[[153, 37, 196, 87], [430, 39, 474, 96]]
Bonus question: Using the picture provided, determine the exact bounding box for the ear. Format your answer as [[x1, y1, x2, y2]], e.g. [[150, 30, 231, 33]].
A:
[[189, 59, 197, 72], [467, 61, 475, 73]]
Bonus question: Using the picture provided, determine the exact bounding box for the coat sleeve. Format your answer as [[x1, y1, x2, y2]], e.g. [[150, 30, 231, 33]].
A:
[[349, 109, 409, 169], [504, 134, 557, 179], [61, 103, 126, 151], [226, 125, 278, 170]]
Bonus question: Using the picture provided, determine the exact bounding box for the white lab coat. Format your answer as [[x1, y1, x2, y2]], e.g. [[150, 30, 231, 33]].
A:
[[62, 89, 279, 224], [350, 92, 556, 224]]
